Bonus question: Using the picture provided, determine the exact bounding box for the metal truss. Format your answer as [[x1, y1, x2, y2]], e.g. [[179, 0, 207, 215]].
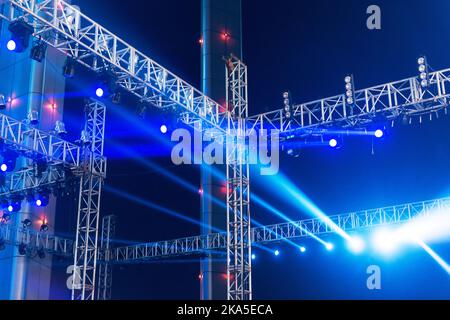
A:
[[225, 56, 252, 300], [1, 0, 232, 133], [248, 68, 450, 135], [109, 197, 449, 263], [0, 222, 73, 256], [0, 111, 81, 168], [72, 100, 106, 300], [97, 215, 116, 300], [0, 165, 69, 197]]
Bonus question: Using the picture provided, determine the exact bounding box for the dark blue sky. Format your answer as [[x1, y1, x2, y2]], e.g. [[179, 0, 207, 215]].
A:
[[55, 0, 450, 299]]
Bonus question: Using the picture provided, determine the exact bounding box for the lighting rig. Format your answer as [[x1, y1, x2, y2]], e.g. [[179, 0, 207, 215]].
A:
[[1, 0, 450, 301]]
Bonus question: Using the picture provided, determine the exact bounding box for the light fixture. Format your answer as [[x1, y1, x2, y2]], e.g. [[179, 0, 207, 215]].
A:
[[54, 120, 67, 136], [30, 39, 47, 62], [374, 129, 384, 138], [160, 124, 168, 134], [63, 57, 76, 78], [329, 138, 338, 148], [1, 151, 18, 172], [325, 243, 334, 251], [251, 254, 256, 260], [80, 130, 90, 144], [418, 56, 429, 88], [40, 220, 49, 232], [35, 191, 50, 207], [0, 94, 6, 110], [274, 249, 280, 256], [95, 87, 104, 98], [8, 196, 22, 213], [27, 109, 39, 125], [7, 18, 34, 53], [282, 91, 291, 119], [22, 219, 32, 227], [345, 75, 355, 105], [299, 246, 306, 253]]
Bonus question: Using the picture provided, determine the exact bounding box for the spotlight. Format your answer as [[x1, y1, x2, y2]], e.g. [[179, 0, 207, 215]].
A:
[[282, 91, 291, 119], [374, 129, 384, 138], [7, 19, 34, 53], [274, 249, 280, 256], [1, 151, 18, 172], [30, 39, 47, 62], [418, 56, 429, 88], [22, 219, 32, 227], [299, 246, 306, 253], [344, 75, 355, 105], [8, 196, 23, 213], [27, 109, 39, 125], [329, 138, 338, 148], [160, 124, 168, 134], [35, 192, 49, 207], [40, 221, 49, 232], [348, 236, 365, 253], [251, 254, 256, 260], [80, 130, 90, 144], [325, 243, 334, 251], [54, 120, 67, 137], [1, 213, 11, 222], [95, 87, 104, 98], [18, 243, 27, 256], [111, 90, 121, 104], [6, 39, 16, 51], [63, 57, 76, 78], [37, 247, 46, 259], [0, 94, 6, 110]]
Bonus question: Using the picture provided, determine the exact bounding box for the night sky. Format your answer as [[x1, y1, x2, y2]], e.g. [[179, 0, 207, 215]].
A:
[[50, 0, 450, 299]]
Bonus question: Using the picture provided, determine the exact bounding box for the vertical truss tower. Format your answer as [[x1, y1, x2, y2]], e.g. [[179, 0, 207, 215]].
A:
[[225, 56, 252, 300], [97, 215, 116, 300], [72, 100, 107, 300]]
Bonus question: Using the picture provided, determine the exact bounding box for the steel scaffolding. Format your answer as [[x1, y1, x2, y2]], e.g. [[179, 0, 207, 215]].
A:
[[109, 197, 449, 263], [2, 0, 450, 301], [71, 100, 106, 300], [225, 56, 252, 300], [97, 215, 115, 300]]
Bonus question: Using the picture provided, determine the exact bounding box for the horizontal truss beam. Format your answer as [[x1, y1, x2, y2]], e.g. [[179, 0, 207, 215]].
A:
[[109, 197, 449, 263]]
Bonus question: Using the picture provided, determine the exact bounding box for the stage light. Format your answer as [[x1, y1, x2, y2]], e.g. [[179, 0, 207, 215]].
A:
[[0, 94, 6, 109], [251, 254, 256, 260], [1, 151, 18, 172], [22, 219, 32, 227], [418, 56, 429, 88], [80, 130, 91, 145], [30, 40, 47, 62], [325, 243, 334, 251], [274, 250, 280, 256], [299, 246, 306, 253], [40, 220, 49, 232], [18, 243, 27, 256], [63, 57, 76, 78], [95, 87, 104, 98], [348, 236, 365, 253], [7, 19, 34, 53], [344, 75, 355, 105], [27, 109, 39, 125], [111, 90, 121, 104], [7, 205, 13, 212], [6, 39, 16, 51], [35, 192, 50, 207], [282, 92, 291, 119], [374, 129, 384, 138], [160, 124, 168, 134], [54, 120, 67, 137], [329, 138, 338, 148]]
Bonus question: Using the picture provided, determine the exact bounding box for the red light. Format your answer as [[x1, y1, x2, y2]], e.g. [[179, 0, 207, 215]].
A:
[[221, 32, 230, 41]]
